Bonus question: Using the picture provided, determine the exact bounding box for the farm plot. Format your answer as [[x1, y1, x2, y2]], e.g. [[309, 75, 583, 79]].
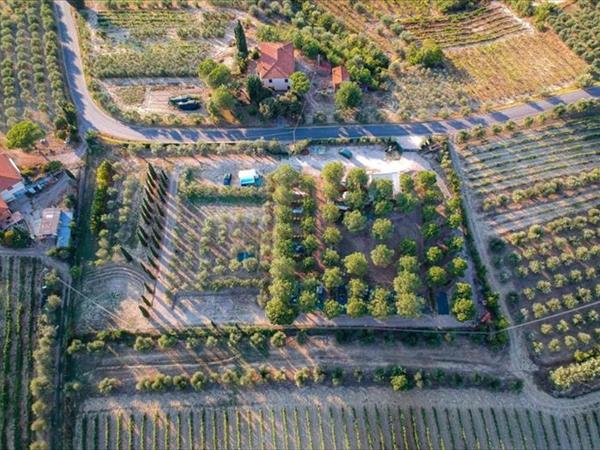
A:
[[81, 7, 220, 79], [86, 158, 144, 267], [454, 120, 600, 393], [314, 164, 473, 320], [261, 155, 481, 325], [73, 398, 599, 450], [160, 166, 270, 299], [0, 0, 67, 131], [457, 117, 600, 227], [398, 2, 529, 48], [447, 32, 588, 103], [0, 257, 43, 450]]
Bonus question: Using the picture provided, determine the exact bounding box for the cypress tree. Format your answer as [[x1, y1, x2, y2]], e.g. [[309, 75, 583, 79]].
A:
[[234, 20, 248, 57]]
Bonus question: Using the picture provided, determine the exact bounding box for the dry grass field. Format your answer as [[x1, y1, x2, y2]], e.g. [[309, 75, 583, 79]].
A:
[[447, 32, 588, 103]]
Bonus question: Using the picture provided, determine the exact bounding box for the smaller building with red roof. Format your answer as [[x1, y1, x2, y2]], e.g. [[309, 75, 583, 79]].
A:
[[332, 66, 350, 91], [0, 153, 25, 203], [257, 42, 295, 91]]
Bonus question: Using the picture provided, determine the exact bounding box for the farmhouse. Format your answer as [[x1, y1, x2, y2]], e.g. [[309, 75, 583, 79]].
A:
[[0, 153, 25, 202], [332, 66, 350, 91], [257, 42, 295, 91]]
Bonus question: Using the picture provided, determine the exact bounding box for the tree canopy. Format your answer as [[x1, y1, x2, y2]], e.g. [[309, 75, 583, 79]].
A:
[[290, 71, 311, 96], [6, 120, 44, 150]]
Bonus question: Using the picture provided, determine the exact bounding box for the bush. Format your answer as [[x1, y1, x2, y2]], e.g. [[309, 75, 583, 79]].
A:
[[407, 40, 443, 68], [290, 71, 310, 96], [371, 244, 394, 267], [344, 253, 369, 277], [270, 331, 287, 348], [371, 218, 394, 240], [191, 371, 208, 390], [97, 377, 119, 394], [343, 210, 367, 233], [335, 81, 362, 109], [427, 266, 447, 286], [133, 336, 154, 352]]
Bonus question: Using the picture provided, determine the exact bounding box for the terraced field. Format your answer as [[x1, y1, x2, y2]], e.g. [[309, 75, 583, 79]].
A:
[[447, 32, 588, 102], [74, 400, 600, 450], [399, 3, 529, 48]]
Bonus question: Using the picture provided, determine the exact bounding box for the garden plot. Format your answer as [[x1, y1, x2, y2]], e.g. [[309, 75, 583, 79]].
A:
[[454, 121, 600, 394], [73, 385, 600, 450]]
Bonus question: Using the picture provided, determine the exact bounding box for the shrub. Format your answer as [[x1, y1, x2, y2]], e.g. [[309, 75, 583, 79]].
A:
[[157, 334, 177, 349], [407, 39, 443, 68], [270, 331, 287, 348], [343, 210, 367, 233], [323, 299, 343, 318], [370, 244, 394, 267], [427, 266, 447, 286], [371, 218, 394, 240], [344, 252, 369, 277], [390, 374, 409, 391], [335, 81, 362, 109], [191, 371, 208, 390], [133, 336, 155, 352], [98, 377, 120, 394], [323, 226, 342, 245], [6, 120, 44, 150]]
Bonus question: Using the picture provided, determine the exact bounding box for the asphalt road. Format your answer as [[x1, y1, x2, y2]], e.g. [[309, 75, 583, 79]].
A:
[[55, 1, 600, 143]]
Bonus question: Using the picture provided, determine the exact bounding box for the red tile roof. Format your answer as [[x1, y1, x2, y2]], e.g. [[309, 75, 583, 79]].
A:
[[0, 154, 22, 191], [258, 42, 295, 79], [332, 66, 350, 88]]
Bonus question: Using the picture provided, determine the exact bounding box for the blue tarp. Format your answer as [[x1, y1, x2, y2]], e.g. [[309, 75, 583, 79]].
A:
[[436, 292, 450, 315], [56, 211, 72, 248]]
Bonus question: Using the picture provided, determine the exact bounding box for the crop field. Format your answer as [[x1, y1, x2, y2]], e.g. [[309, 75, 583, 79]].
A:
[[0, 0, 67, 130], [398, 3, 528, 48], [0, 256, 42, 450], [447, 32, 588, 102], [74, 401, 600, 450], [455, 119, 600, 392]]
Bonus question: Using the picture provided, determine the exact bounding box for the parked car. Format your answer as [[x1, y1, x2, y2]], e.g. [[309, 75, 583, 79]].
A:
[[338, 149, 352, 159], [169, 96, 201, 111], [223, 173, 232, 186]]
